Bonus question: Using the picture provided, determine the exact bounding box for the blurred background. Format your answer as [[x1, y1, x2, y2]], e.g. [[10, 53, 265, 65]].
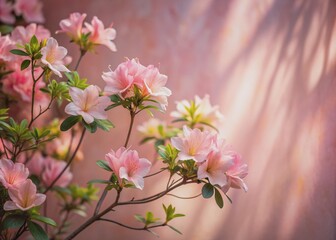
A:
[[43, 0, 336, 239]]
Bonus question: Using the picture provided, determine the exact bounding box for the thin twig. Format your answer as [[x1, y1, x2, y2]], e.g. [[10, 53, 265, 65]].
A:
[[94, 110, 136, 215], [99, 218, 166, 231], [144, 168, 166, 178], [166, 193, 202, 200], [44, 128, 86, 193]]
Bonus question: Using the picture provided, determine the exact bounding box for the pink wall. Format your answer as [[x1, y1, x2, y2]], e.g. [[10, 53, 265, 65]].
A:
[[43, 0, 336, 239]]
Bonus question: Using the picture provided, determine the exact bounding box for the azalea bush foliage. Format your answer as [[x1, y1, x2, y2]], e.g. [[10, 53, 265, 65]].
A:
[[0, 1, 248, 239]]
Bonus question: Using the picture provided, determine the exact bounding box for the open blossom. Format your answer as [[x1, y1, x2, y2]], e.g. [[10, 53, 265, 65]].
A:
[[14, 0, 44, 23], [171, 95, 224, 127], [0, 34, 16, 63], [4, 179, 46, 211], [197, 149, 233, 187], [136, 65, 172, 110], [41, 37, 70, 77], [57, 12, 87, 42], [84, 16, 117, 51], [221, 153, 248, 193], [103, 58, 171, 109], [105, 147, 127, 184], [65, 85, 110, 124], [0, 0, 15, 24], [42, 157, 72, 188], [105, 147, 151, 189], [2, 66, 47, 103], [45, 130, 83, 161], [0, 159, 29, 189], [138, 118, 167, 139], [171, 126, 213, 162], [25, 152, 44, 176], [11, 23, 50, 44], [102, 58, 146, 96]]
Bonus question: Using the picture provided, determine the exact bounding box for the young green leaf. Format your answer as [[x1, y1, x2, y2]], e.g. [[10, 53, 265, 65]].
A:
[[87, 179, 112, 185], [60, 116, 81, 131], [1, 214, 26, 230], [202, 183, 214, 199], [28, 221, 48, 240], [168, 225, 183, 235], [134, 214, 146, 224], [95, 119, 114, 131], [214, 188, 224, 208], [21, 59, 31, 70], [96, 160, 112, 172], [10, 49, 29, 56], [31, 215, 57, 227], [30, 35, 39, 52], [83, 121, 97, 133]]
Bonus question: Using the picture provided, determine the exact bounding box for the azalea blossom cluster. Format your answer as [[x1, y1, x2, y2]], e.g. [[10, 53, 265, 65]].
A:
[[105, 147, 151, 190], [172, 126, 248, 193], [0, 23, 51, 111], [0, 3, 249, 240], [0, 0, 44, 24], [0, 159, 45, 211], [57, 12, 117, 52], [103, 58, 172, 110]]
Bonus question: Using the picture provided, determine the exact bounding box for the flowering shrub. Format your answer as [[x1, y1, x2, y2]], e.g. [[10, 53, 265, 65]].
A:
[[0, 1, 248, 239]]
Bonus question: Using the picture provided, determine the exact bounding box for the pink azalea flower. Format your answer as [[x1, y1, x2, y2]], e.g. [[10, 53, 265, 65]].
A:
[[197, 150, 233, 187], [84, 16, 117, 51], [26, 152, 44, 176], [105, 147, 127, 183], [65, 85, 110, 124], [4, 179, 46, 211], [0, 0, 15, 24], [171, 95, 224, 127], [137, 65, 172, 110], [105, 147, 151, 190], [57, 12, 87, 42], [2, 66, 47, 104], [221, 153, 248, 193], [171, 126, 213, 162], [14, 0, 44, 23], [0, 34, 16, 63], [42, 157, 72, 188], [102, 58, 146, 97], [11, 23, 50, 44], [0, 159, 29, 189], [119, 150, 151, 190], [41, 37, 70, 77], [137, 118, 167, 139]]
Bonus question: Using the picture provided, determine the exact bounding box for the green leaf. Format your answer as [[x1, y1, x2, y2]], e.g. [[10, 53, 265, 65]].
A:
[[21, 59, 31, 70], [109, 94, 121, 102], [10, 49, 29, 56], [1, 214, 26, 230], [202, 183, 214, 199], [83, 121, 97, 133], [105, 102, 121, 111], [168, 225, 183, 235], [214, 188, 224, 208], [30, 35, 39, 52], [60, 116, 81, 131], [87, 179, 111, 185], [31, 215, 57, 227], [66, 71, 88, 89], [28, 221, 48, 240], [0, 24, 13, 34], [96, 160, 112, 172], [95, 119, 114, 131], [134, 214, 146, 224]]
